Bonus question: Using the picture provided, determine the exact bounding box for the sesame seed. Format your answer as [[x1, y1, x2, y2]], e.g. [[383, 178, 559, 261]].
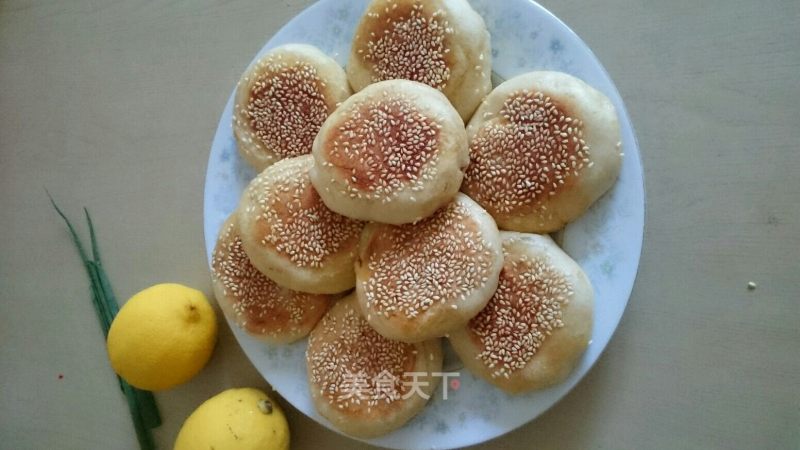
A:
[[469, 248, 572, 378], [307, 300, 415, 407], [463, 90, 590, 217], [361, 199, 495, 318], [243, 157, 364, 268], [237, 58, 332, 159], [211, 219, 329, 337], [358, 2, 451, 90], [323, 93, 441, 199]]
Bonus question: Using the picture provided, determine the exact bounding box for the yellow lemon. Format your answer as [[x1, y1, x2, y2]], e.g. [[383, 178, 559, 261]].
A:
[[174, 388, 290, 450], [107, 283, 218, 391]]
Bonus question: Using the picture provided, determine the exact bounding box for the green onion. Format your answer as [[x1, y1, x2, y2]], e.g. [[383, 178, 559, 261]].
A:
[[48, 192, 162, 450]]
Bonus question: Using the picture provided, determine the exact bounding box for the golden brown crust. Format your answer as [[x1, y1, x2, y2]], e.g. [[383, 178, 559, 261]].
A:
[[311, 79, 468, 224], [321, 92, 441, 191], [448, 232, 593, 393], [347, 0, 492, 120], [238, 155, 365, 294], [352, 1, 454, 90], [234, 44, 352, 171], [306, 294, 442, 438], [211, 214, 332, 344], [355, 194, 503, 342], [462, 71, 622, 233]]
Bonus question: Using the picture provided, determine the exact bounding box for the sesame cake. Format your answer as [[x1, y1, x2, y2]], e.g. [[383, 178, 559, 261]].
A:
[[310, 79, 468, 224], [233, 44, 352, 171], [448, 232, 593, 393], [347, 0, 492, 121], [462, 71, 622, 233], [355, 193, 503, 342], [306, 294, 442, 438], [237, 155, 365, 294], [211, 214, 333, 344]]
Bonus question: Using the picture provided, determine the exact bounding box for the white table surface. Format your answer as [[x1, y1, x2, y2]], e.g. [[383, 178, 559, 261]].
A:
[[1, 0, 798, 448]]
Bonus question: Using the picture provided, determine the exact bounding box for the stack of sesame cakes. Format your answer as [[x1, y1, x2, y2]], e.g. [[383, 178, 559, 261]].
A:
[[211, 0, 622, 438]]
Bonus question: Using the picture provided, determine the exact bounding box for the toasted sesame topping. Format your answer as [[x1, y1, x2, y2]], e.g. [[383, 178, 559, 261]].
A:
[[245, 158, 364, 268], [212, 219, 328, 337], [359, 3, 452, 89], [469, 248, 572, 378], [463, 90, 590, 218], [239, 58, 331, 159], [307, 300, 414, 407], [324, 92, 442, 198], [362, 200, 495, 318]]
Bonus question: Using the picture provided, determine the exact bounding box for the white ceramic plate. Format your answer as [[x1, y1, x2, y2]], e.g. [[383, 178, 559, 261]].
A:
[[203, 0, 644, 448]]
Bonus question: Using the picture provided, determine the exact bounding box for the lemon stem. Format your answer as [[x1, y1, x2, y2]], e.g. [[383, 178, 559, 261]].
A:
[[258, 399, 274, 414]]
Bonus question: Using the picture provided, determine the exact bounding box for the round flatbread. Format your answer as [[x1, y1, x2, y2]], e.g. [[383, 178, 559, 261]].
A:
[[347, 0, 492, 120], [355, 194, 503, 342], [462, 71, 622, 232], [311, 79, 468, 224], [211, 214, 332, 344], [449, 232, 593, 393], [306, 294, 442, 438], [238, 155, 365, 294], [233, 44, 351, 171]]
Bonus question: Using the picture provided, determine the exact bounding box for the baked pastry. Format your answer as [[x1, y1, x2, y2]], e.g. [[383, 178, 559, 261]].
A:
[[310, 79, 468, 224], [347, 0, 492, 120], [449, 232, 593, 393], [355, 193, 503, 342], [211, 214, 332, 344], [462, 71, 622, 233], [233, 44, 351, 171], [237, 155, 365, 294], [306, 294, 442, 438]]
